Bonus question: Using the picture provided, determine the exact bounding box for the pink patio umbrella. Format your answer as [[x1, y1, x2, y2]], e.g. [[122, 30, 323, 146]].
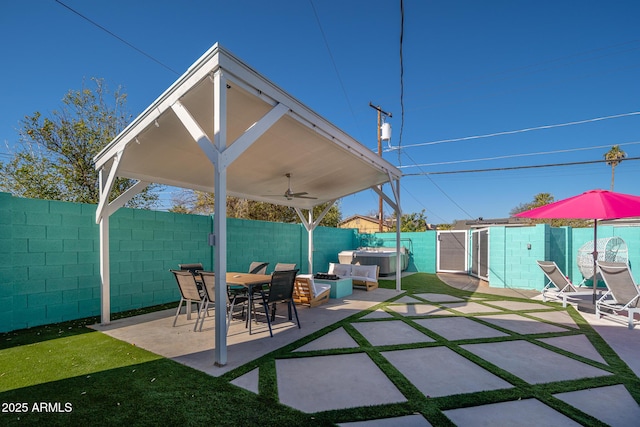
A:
[[515, 189, 640, 302]]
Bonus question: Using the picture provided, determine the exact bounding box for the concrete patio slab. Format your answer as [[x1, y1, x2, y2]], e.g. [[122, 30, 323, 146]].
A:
[[381, 347, 513, 397], [393, 295, 424, 304], [387, 303, 450, 316], [526, 310, 579, 329], [440, 301, 505, 314], [443, 398, 582, 426], [352, 320, 435, 346], [92, 287, 398, 376], [230, 367, 259, 394], [476, 313, 570, 335], [339, 414, 432, 426], [360, 309, 394, 319], [483, 300, 552, 311], [294, 327, 358, 352], [461, 340, 612, 384], [413, 317, 509, 341], [538, 335, 607, 364], [554, 384, 640, 426], [413, 293, 465, 303], [276, 353, 407, 413]]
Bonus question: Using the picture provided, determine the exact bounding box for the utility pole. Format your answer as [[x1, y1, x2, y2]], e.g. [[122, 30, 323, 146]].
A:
[[369, 102, 392, 232]]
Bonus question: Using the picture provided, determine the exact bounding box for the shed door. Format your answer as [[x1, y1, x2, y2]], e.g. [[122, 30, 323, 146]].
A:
[[471, 228, 489, 281], [437, 230, 468, 273]]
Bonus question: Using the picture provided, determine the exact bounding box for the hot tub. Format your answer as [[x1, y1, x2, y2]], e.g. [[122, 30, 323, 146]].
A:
[[338, 247, 409, 276]]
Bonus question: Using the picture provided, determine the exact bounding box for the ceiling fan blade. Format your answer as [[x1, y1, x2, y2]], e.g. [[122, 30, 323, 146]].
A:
[[289, 192, 309, 197], [294, 194, 317, 199]]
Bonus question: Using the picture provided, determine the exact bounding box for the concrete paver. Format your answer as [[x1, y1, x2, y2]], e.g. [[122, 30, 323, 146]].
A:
[[352, 320, 434, 346], [461, 340, 612, 384], [387, 303, 450, 316], [525, 310, 579, 329], [413, 317, 509, 340], [443, 398, 583, 426], [276, 353, 407, 413], [476, 313, 570, 335], [294, 327, 358, 352], [440, 301, 505, 314], [339, 414, 432, 426], [554, 384, 640, 426], [381, 347, 513, 397], [537, 335, 607, 364], [413, 293, 465, 303]]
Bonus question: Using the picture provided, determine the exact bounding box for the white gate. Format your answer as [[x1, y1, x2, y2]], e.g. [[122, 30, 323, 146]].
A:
[[437, 230, 468, 273], [471, 228, 489, 281]]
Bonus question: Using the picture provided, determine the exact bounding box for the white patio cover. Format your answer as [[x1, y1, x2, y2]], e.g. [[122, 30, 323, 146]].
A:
[[94, 43, 402, 365]]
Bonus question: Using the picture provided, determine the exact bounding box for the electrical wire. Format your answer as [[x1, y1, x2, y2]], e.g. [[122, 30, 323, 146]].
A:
[[55, 0, 180, 75], [308, 0, 360, 134], [387, 111, 640, 151], [398, 0, 405, 165], [404, 156, 640, 176], [399, 141, 640, 168]]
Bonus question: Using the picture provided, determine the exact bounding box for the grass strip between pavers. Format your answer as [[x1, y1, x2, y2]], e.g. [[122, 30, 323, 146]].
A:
[[2, 273, 639, 426], [220, 273, 640, 426]]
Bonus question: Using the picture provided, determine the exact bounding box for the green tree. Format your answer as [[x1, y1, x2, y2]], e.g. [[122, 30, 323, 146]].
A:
[[389, 210, 429, 232], [171, 190, 341, 227], [510, 192, 589, 227], [604, 145, 627, 191], [0, 78, 159, 207]]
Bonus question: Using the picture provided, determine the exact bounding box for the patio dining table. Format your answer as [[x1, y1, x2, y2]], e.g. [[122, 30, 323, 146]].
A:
[[226, 272, 272, 334]]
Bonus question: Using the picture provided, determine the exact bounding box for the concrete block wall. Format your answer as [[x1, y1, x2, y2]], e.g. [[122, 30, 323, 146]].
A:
[[359, 231, 437, 274], [489, 224, 549, 290], [226, 217, 305, 274]]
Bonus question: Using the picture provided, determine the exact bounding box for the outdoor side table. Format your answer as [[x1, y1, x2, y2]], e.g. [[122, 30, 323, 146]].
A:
[[314, 277, 353, 299]]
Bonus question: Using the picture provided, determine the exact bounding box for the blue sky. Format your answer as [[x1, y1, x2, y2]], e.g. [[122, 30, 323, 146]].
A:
[[1, 1, 639, 224]]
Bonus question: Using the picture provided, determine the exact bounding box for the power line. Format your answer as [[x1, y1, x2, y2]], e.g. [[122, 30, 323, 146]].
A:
[[386, 111, 640, 151], [308, 0, 360, 134], [404, 156, 640, 176], [399, 140, 640, 169], [55, 0, 180, 75]]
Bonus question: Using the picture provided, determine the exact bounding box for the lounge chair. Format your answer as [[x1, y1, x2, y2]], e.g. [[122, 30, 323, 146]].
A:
[[274, 263, 297, 271], [596, 261, 640, 329], [537, 260, 593, 307], [293, 274, 330, 308], [170, 269, 207, 331]]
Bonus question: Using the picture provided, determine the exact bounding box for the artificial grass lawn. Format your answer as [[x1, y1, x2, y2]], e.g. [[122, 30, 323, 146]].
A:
[[2, 273, 639, 426]]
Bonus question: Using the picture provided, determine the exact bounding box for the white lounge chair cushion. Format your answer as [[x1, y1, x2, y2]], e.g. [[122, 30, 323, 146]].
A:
[[328, 263, 378, 283]]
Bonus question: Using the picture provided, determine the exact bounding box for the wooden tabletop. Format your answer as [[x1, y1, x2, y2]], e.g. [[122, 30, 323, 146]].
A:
[[225, 272, 271, 286]]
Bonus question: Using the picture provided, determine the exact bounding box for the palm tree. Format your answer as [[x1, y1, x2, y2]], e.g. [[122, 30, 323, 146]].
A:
[[604, 145, 627, 191]]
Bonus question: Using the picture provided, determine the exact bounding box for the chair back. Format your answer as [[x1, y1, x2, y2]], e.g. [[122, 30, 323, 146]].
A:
[[267, 269, 298, 303], [597, 261, 640, 307], [170, 270, 203, 301], [198, 271, 216, 303], [179, 263, 204, 274], [248, 262, 269, 275], [274, 263, 296, 272], [537, 260, 576, 291]]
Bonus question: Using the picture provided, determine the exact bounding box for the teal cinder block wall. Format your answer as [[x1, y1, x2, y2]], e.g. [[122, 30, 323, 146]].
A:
[[8, 190, 640, 332], [1, 193, 364, 332], [361, 231, 437, 273]]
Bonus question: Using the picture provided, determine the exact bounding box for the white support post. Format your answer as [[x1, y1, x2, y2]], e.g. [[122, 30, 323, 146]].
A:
[[394, 178, 402, 292], [99, 215, 110, 324], [212, 70, 228, 366], [308, 209, 314, 274]]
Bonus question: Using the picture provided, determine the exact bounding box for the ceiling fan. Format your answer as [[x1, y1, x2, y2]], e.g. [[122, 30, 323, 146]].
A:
[[280, 173, 317, 200]]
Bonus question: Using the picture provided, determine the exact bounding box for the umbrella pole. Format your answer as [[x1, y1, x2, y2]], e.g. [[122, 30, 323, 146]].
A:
[[592, 220, 598, 304]]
